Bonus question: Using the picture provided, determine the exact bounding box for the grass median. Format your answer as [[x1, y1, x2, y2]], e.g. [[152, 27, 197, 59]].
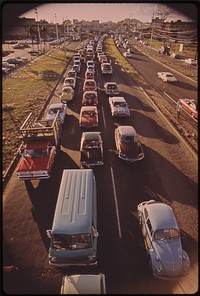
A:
[[2, 48, 73, 173]]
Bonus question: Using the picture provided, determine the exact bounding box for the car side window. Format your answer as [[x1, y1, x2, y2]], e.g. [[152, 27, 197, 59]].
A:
[[146, 218, 153, 236]]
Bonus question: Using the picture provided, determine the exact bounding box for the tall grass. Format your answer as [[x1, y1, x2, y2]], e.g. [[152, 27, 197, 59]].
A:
[[2, 49, 73, 173]]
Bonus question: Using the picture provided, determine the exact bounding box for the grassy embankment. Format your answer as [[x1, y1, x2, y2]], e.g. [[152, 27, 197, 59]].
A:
[[104, 37, 138, 77], [104, 37, 150, 90], [2, 48, 74, 173]]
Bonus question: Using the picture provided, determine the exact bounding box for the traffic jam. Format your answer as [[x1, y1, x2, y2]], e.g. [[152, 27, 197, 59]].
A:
[[3, 31, 198, 294]]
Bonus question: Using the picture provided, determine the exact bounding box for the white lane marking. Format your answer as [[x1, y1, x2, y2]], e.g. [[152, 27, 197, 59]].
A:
[[110, 166, 122, 239], [101, 106, 106, 129]]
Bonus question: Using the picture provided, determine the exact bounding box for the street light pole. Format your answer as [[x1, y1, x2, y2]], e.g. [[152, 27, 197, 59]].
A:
[[34, 8, 42, 51]]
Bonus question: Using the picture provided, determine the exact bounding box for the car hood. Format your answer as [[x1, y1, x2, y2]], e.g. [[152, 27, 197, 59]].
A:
[[153, 239, 184, 276], [17, 155, 53, 172], [81, 116, 97, 126], [120, 141, 141, 159], [113, 106, 129, 113]]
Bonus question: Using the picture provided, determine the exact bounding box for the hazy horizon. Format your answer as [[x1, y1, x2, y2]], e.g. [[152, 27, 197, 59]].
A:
[[19, 3, 195, 24]]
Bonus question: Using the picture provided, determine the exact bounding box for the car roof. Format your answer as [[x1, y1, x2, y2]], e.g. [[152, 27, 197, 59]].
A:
[[81, 106, 97, 111], [106, 82, 117, 85], [118, 126, 136, 136], [49, 103, 64, 109], [83, 132, 101, 140], [145, 202, 179, 230], [84, 79, 96, 82], [111, 96, 126, 102]]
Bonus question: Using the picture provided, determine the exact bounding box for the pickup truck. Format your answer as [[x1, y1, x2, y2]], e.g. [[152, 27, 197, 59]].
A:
[[16, 112, 62, 180], [80, 132, 103, 167]]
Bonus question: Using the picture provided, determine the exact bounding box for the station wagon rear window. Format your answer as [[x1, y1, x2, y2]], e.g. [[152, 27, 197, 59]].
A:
[[52, 233, 92, 250]]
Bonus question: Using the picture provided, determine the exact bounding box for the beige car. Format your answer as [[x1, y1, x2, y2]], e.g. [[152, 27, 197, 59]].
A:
[[60, 273, 106, 294]]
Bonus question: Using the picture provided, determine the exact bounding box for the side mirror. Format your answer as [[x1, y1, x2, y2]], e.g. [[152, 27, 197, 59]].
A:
[[20, 148, 25, 155], [46, 230, 52, 238], [92, 226, 99, 238]]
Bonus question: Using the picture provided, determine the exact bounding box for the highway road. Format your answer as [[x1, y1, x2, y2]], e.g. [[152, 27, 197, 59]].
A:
[[3, 40, 198, 294], [118, 42, 197, 103]]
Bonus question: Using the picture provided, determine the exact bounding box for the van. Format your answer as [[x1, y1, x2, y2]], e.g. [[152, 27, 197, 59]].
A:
[[46, 169, 99, 267]]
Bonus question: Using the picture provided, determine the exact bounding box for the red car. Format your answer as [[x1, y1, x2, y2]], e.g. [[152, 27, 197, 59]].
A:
[[115, 126, 144, 163], [178, 98, 198, 120], [79, 106, 98, 128], [83, 79, 97, 92], [82, 91, 98, 106]]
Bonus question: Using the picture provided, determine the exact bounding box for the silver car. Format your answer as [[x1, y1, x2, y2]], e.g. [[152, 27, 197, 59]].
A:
[[137, 200, 190, 279]]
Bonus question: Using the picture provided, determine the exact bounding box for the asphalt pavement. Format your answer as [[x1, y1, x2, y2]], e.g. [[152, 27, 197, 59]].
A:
[[130, 40, 198, 83]]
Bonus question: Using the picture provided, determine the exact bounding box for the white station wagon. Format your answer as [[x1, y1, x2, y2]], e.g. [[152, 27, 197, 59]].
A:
[[157, 72, 177, 82], [137, 200, 191, 279], [109, 96, 130, 117]]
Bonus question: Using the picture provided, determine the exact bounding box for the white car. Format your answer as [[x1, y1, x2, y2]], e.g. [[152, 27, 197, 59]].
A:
[[109, 96, 130, 117], [63, 77, 76, 89], [101, 62, 113, 74], [123, 51, 132, 58], [45, 103, 67, 124], [87, 65, 95, 73], [87, 60, 95, 69], [184, 58, 197, 66], [137, 200, 191, 279], [60, 86, 74, 103], [2, 61, 16, 70], [104, 82, 120, 95], [60, 273, 106, 294], [157, 72, 177, 82]]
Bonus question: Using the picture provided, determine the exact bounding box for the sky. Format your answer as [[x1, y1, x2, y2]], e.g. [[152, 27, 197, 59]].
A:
[[18, 3, 196, 24]]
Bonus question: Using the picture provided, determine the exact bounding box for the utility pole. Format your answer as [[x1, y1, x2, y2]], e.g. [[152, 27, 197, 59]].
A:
[[55, 13, 59, 39], [34, 8, 42, 51], [63, 18, 67, 65]]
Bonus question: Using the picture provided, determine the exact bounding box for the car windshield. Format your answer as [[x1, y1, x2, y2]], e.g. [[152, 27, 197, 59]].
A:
[[83, 140, 100, 148], [52, 233, 91, 250], [63, 89, 72, 93], [85, 93, 96, 99], [82, 111, 96, 117], [24, 148, 48, 158], [154, 229, 179, 240], [49, 107, 63, 115], [114, 101, 127, 107], [166, 74, 173, 78], [120, 135, 135, 142], [108, 84, 117, 90]]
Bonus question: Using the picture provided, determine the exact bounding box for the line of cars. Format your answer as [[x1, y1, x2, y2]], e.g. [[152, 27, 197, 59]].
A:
[[15, 34, 192, 284], [113, 33, 192, 279], [68, 36, 191, 280], [2, 56, 28, 75]]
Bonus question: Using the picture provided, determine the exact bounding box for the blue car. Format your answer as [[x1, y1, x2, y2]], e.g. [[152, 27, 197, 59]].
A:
[[137, 200, 190, 279]]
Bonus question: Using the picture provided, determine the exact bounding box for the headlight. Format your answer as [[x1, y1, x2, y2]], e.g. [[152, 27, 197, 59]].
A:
[[156, 266, 163, 274], [50, 256, 57, 261], [88, 255, 96, 262]]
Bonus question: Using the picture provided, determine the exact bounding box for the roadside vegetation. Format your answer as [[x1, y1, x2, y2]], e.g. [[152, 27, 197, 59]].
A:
[[2, 48, 73, 173], [148, 40, 197, 58], [104, 37, 138, 77]]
